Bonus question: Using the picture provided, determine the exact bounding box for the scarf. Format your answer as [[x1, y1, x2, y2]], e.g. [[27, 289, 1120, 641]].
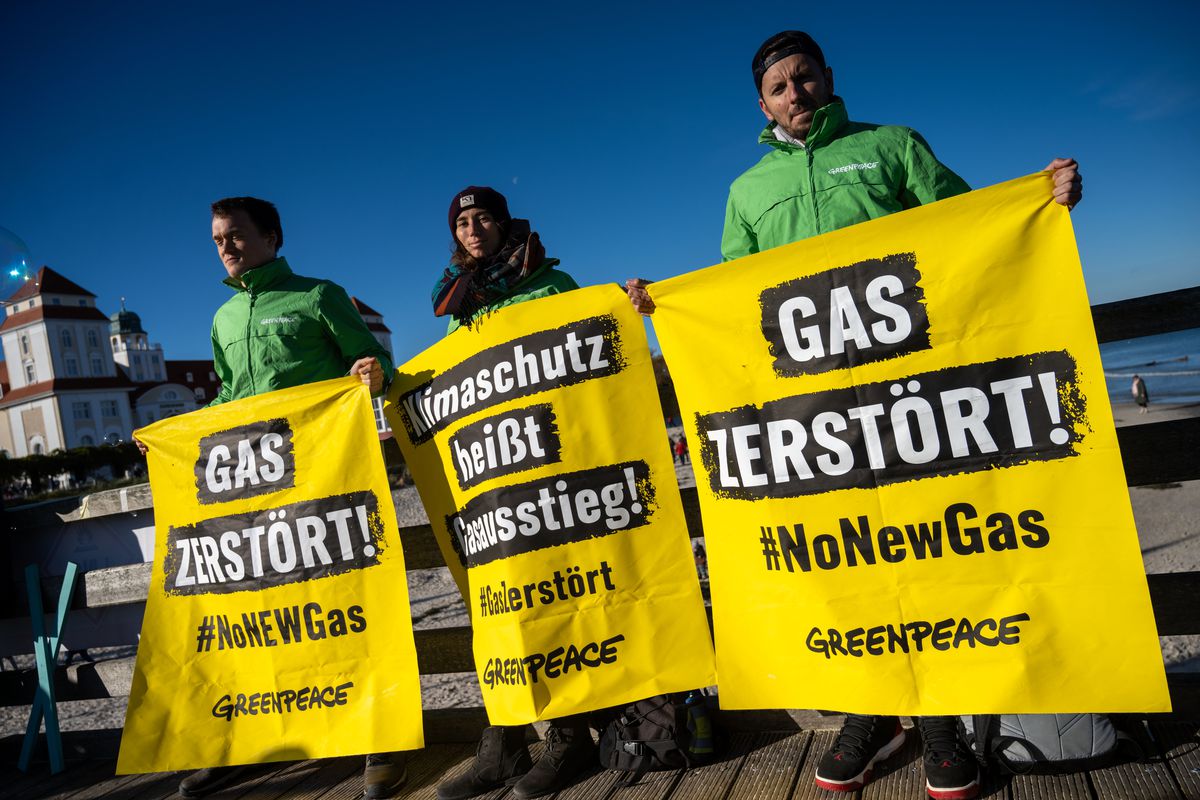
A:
[[431, 219, 555, 326]]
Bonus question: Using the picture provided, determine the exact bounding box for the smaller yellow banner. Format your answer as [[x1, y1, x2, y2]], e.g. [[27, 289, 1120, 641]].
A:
[[118, 378, 423, 773], [386, 285, 715, 724]]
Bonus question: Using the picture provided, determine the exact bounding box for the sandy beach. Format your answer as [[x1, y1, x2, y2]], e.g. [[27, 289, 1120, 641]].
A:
[[3, 403, 1195, 738]]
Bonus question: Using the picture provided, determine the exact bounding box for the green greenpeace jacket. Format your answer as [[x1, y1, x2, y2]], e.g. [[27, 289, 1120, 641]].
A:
[[210, 257, 393, 405], [721, 100, 969, 261], [445, 261, 579, 334]]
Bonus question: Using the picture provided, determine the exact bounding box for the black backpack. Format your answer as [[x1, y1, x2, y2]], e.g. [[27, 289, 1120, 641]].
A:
[[960, 714, 1146, 775], [598, 691, 717, 784]]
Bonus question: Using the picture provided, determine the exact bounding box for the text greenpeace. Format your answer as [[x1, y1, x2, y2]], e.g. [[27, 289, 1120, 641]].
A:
[[164, 490, 384, 595], [194, 419, 295, 504], [447, 462, 654, 568], [697, 351, 1084, 499], [759, 253, 929, 377], [397, 316, 624, 443]]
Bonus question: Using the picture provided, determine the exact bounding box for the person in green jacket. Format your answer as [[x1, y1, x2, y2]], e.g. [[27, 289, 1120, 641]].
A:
[[625, 30, 1083, 800], [431, 187, 593, 800], [167, 196, 405, 800]]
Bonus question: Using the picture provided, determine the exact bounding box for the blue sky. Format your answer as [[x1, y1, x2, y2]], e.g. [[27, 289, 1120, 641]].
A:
[[1, 0, 1197, 362]]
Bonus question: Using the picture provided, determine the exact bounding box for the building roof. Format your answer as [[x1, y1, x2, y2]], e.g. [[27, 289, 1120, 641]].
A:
[[165, 359, 222, 399], [351, 296, 384, 317], [0, 376, 136, 408], [0, 304, 111, 332], [110, 307, 146, 335], [5, 266, 96, 303]]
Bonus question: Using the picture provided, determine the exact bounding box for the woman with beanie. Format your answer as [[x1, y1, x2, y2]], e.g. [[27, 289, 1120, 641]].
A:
[[433, 187, 593, 800]]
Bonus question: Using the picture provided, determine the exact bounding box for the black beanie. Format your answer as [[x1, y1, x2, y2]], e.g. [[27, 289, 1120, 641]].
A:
[[448, 186, 511, 233], [752, 31, 826, 94]]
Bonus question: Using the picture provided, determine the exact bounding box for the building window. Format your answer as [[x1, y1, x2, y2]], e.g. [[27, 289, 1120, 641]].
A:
[[20, 334, 29, 355], [87, 329, 99, 347], [78, 299, 87, 306], [61, 329, 73, 347], [28, 300, 35, 309], [24, 363, 35, 383], [80, 434, 95, 446], [51, 297, 61, 305], [164, 390, 178, 400], [32, 442, 43, 454], [195, 387, 206, 400], [101, 400, 119, 418], [186, 371, 194, 382], [73, 402, 92, 420], [66, 356, 79, 376], [90, 355, 103, 374], [209, 371, 217, 381]]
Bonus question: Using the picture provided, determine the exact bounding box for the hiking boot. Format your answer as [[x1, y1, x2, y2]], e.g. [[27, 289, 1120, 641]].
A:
[[917, 717, 980, 800], [511, 720, 596, 799], [814, 714, 906, 792], [364, 751, 408, 799], [178, 765, 251, 798], [437, 725, 532, 800]]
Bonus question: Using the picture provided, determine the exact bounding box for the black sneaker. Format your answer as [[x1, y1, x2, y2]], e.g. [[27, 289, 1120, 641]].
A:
[[178, 765, 252, 798], [364, 752, 408, 799], [917, 717, 980, 800], [814, 714, 906, 792], [511, 721, 596, 799]]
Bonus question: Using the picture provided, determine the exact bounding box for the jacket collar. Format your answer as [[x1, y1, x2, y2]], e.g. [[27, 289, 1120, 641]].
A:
[[223, 257, 293, 293], [759, 98, 848, 151]]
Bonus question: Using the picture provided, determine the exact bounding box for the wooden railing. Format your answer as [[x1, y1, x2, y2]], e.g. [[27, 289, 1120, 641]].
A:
[[2, 286, 1198, 745]]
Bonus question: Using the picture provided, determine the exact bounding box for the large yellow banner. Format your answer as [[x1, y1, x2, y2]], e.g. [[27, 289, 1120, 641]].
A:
[[385, 285, 715, 724], [648, 174, 1170, 714], [117, 378, 423, 773]]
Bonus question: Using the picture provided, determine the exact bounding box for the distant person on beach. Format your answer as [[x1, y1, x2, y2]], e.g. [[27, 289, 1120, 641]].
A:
[[1132, 374, 1150, 414], [135, 197, 401, 800], [674, 436, 689, 465], [432, 186, 594, 800], [624, 28, 1083, 800]]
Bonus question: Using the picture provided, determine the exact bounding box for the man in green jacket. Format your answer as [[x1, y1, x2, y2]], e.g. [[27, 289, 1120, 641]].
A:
[[173, 196, 403, 799], [627, 30, 1082, 800]]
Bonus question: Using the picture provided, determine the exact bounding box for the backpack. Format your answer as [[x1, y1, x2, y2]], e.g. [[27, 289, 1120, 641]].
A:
[[960, 714, 1142, 774], [598, 691, 717, 784]]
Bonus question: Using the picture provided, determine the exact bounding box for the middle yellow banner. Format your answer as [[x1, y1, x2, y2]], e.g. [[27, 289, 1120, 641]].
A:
[[384, 284, 715, 724]]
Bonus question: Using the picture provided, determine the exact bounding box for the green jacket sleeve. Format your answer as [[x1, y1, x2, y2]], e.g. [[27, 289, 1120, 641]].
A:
[[901, 130, 971, 209], [207, 322, 233, 408], [314, 282, 395, 390], [721, 189, 758, 262]]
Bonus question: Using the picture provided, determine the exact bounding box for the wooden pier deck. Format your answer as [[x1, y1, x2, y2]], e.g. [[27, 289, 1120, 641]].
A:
[[4, 721, 1200, 800]]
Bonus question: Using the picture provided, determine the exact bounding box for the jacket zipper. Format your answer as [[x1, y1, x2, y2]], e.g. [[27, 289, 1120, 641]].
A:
[[805, 145, 820, 234], [245, 288, 256, 395]]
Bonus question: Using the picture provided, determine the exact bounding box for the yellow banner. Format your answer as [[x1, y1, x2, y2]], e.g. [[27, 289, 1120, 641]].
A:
[[117, 378, 423, 773], [385, 284, 715, 724], [648, 174, 1170, 714]]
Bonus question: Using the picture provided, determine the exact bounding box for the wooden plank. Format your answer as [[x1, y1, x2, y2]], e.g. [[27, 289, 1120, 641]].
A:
[[81, 563, 151, 609], [860, 725, 922, 800], [722, 731, 807, 800], [551, 749, 620, 800], [607, 766, 681, 800], [415, 627, 474, 674], [0, 603, 144, 661], [1091, 286, 1200, 344], [1119, 417, 1200, 487], [55, 769, 142, 799], [391, 744, 489, 800], [1167, 674, 1200, 720], [84, 768, 183, 800], [662, 731, 754, 799], [1150, 573, 1200, 637], [1008, 770, 1091, 800], [785, 728, 836, 800], [308, 745, 461, 800], [231, 756, 360, 799], [1152, 722, 1200, 800], [428, 742, 515, 800], [1090, 755, 1185, 800], [9, 758, 119, 800]]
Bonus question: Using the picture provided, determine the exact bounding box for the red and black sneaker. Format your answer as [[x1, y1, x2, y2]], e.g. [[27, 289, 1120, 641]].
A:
[[814, 715, 907, 792], [917, 716, 981, 800]]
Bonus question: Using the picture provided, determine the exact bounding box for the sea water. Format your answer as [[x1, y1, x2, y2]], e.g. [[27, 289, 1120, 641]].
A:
[[1099, 327, 1200, 408]]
